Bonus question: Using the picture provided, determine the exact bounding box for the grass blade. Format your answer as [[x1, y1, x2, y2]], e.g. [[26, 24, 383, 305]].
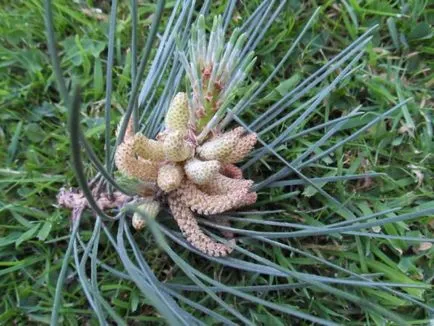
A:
[[50, 214, 81, 326], [104, 0, 118, 173], [150, 221, 340, 326], [43, 0, 69, 104], [130, 0, 138, 131], [68, 87, 119, 220], [114, 0, 166, 164]]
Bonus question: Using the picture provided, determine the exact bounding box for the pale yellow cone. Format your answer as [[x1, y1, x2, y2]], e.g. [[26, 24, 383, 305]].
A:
[[184, 158, 220, 185], [132, 198, 161, 230], [165, 92, 189, 132], [163, 130, 193, 162], [157, 163, 184, 192]]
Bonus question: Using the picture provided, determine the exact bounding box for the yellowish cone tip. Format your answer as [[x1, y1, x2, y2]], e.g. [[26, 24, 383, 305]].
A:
[[115, 139, 158, 181], [165, 92, 189, 132], [133, 134, 165, 161], [157, 163, 184, 192], [163, 130, 193, 162], [196, 132, 238, 161], [132, 198, 161, 230], [223, 133, 257, 163], [184, 158, 220, 185], [227, 126, 245, 138]]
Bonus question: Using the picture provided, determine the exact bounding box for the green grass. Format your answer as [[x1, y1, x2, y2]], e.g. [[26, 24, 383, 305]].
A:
[[1, 0, 433, 325]]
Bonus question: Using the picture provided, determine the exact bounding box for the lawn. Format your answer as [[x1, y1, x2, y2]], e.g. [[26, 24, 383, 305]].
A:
[[0, 0, 433, 325]]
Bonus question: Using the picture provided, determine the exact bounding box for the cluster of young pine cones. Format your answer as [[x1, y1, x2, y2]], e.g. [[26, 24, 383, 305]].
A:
[[115, 92, 257, 256]]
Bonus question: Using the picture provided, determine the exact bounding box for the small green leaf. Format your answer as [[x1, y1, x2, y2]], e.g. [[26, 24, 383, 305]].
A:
[[7, 121, 23, 165], [131, 291, 139, 312], [30, 102, 57, 122], [61, 36, 106, 66], [16, 224, 40, 248], [398, 257, 422, 274], [276, 74, 301, 96], [37, 222, 52, 241], [387, 18, 400, 49], [0, 232, 22, 247], [303, 170, 336, 197], [93, 57, 104, 97], [24, 123, 45, 142], [391, 135, 403, 146], [408, 22, 433, 41]]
